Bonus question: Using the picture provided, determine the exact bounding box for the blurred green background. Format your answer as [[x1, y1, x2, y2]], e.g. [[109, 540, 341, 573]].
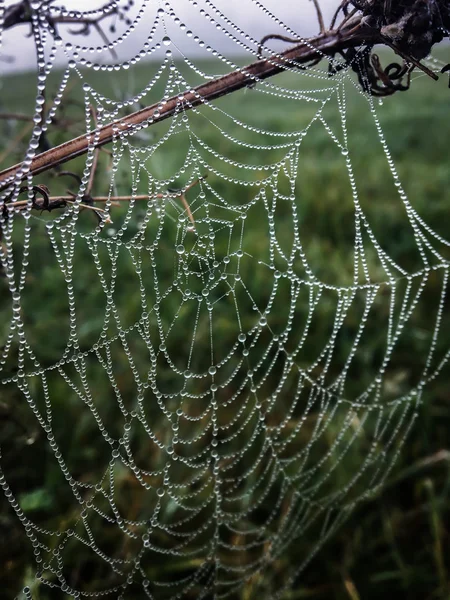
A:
[[1, 50, 450, 600]]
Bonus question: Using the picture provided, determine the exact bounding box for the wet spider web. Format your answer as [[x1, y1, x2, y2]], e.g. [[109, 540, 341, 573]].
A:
[[1, 1, 450, 599]]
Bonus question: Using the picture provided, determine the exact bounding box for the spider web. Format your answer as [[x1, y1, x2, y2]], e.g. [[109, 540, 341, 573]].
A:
[[1, 1, 450, 598]]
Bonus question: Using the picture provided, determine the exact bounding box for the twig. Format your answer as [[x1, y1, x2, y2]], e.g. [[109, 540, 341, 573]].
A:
[[87, 106, 100, 195], [179, 194, 195, 228], [311, 0, 325, 34], [4, 196, 112, 221], [3, 0, 117, 32], [93, 22, 118, 61], [258, 34, 302, 59], [336, 8, 358, 32], [65, 198, 111, 220], [3, 0, 119, 61], [330, 0, 348, 30], [4, 175, 207, 228], [0, 113, 33, 122]]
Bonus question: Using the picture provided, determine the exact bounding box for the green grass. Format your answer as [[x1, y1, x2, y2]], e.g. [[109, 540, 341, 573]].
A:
[[1, 51, 450, 600]]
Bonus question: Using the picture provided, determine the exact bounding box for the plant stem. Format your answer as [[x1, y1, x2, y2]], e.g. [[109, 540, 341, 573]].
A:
[[0, 18, 373, 192]]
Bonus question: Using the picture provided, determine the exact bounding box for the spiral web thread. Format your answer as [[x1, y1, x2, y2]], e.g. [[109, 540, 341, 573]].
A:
[[1, 1, 450, 598]]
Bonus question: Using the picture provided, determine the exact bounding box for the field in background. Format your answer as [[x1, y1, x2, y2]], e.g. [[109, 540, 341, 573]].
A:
[[1, 53, 450, 599]]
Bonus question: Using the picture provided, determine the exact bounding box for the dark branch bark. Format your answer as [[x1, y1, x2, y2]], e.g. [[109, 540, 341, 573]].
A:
[[0, 18, 376, 192], [1, 1, 448, 193]]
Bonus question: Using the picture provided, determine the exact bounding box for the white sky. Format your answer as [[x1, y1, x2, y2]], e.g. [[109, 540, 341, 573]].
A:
[[0, 0, 338, 73]]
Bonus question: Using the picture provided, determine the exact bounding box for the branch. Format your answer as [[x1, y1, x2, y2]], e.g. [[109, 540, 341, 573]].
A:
[[2, 1, 118, 32], [1, 0, 448, 192], [4, 175, 206, 228], [2, 1, 120, 61], [0, 18, 374, 192]]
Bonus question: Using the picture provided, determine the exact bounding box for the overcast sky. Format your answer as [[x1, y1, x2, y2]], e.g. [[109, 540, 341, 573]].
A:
[[1, 0, 338, 74]]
